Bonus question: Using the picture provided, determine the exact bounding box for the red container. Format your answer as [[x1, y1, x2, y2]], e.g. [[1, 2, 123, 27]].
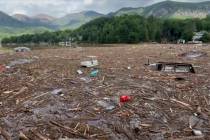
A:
[[120, 95, 131, 103]]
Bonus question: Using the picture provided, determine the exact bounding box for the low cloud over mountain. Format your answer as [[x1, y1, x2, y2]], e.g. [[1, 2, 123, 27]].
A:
[[1, 0, 208, 17]]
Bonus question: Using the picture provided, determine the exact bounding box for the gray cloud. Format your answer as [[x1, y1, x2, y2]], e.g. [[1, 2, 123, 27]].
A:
[[0, 0, 209, 17]]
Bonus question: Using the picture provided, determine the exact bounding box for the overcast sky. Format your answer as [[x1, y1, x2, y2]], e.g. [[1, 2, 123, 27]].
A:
[[0, 0, 209, 17]]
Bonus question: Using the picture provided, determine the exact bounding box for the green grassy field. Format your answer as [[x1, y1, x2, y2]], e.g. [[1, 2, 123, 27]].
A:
[[0, 26, 52, 40]]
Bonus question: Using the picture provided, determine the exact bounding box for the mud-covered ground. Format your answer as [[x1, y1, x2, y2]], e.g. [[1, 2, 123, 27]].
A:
[[0, 44, 210, 140]]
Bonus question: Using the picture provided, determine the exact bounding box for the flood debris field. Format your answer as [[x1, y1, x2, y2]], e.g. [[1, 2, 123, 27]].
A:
[[0, 44, 210, 140]]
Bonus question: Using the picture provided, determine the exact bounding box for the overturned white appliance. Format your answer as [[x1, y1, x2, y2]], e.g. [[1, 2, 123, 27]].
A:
[[81, 56, 98, 68], [14, 47, 31, 52]]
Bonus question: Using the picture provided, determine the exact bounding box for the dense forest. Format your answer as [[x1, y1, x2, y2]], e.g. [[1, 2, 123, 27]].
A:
[[2, 15, 210, 44]]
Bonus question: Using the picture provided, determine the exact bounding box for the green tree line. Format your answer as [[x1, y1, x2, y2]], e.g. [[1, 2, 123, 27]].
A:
[[2, 15, 210, 45]]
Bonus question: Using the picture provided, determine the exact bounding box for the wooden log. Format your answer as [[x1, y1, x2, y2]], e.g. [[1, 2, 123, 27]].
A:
[[0, 127, 11, 140]]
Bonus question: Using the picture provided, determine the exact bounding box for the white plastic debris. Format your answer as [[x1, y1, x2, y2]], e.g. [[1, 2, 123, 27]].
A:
[[51, 89, 63, 96], [33, 56, 39, 59], [149, 63, 158, 67], [77, 70, 83, 75], [193, 129, 203, 136], [148, 63, 158, 70]]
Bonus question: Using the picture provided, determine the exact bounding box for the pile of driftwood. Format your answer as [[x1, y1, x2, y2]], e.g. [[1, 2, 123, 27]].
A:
[[0, 45, 210, 139]]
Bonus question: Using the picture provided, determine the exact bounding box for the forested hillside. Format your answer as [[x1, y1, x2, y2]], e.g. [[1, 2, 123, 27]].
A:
[[2, 15, 210, 44]]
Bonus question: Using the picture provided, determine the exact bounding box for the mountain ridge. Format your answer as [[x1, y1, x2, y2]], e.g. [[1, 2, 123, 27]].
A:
[[1, 0, 210, 39], [33, 14, 56, 22], [53, 10, 104, 29], [112, 1, 210, 18], [12, 13, 57, 28], [0, 11, 26, 27]]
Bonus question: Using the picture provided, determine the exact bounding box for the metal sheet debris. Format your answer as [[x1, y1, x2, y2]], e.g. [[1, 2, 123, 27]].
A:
[[149, 62, 195, 73]]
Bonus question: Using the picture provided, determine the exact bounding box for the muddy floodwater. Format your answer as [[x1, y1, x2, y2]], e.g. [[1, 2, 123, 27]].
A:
[[0, 44, 210, 140]]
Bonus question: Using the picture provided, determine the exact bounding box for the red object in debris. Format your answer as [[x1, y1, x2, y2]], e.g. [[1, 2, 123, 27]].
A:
[[0, 65, 6, 73], [120, 95, 131, 103]]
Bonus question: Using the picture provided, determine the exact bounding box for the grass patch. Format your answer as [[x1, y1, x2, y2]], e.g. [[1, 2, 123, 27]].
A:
[[0, 26, 52, 40], [0, 47, 12, 53]]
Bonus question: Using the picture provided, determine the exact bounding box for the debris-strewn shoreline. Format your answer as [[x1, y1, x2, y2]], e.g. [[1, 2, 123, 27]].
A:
[[0, 44, 210, 140]]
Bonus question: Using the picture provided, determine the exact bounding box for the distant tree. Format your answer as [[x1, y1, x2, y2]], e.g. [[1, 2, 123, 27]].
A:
[[201, 32, 210, 42], [181, 22, 195, 41]]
